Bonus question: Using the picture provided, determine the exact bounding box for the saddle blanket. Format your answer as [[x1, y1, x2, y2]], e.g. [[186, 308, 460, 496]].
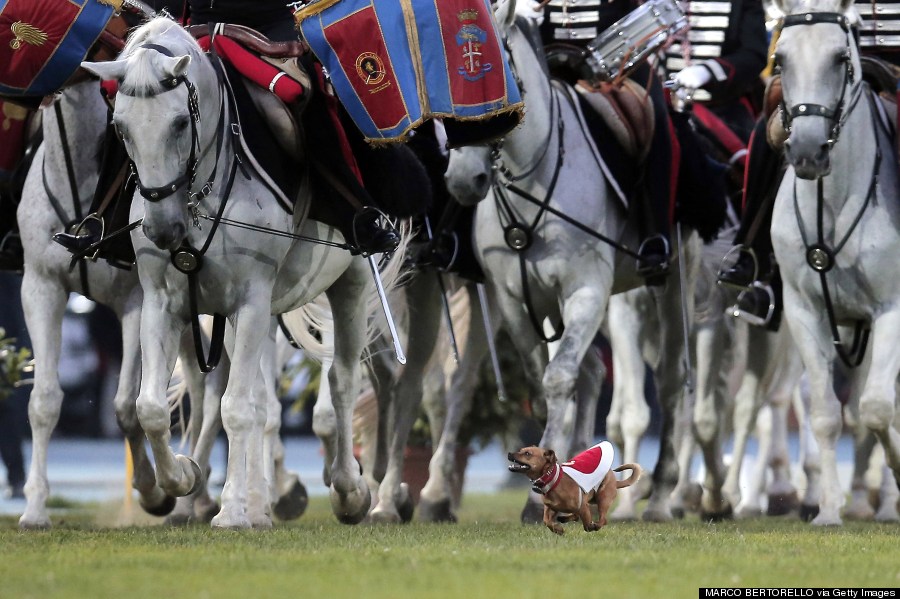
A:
[[561, 441, 614, 494], [294, 0, 523, 144], [0, 0, 118, 100]]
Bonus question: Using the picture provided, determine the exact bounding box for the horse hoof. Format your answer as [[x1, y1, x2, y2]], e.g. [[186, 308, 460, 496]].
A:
[[700, 505, 734, 523], [798, 504, 819, 523], [417, 498, 457, 523], [680, 483, 703, 513], [180, 456, 204, 496], [211, 514, 251, 529], [735, 505, 763, 519], [810, 512, 842, 527], [368, 507, 402, 524], [843, 504, 875, 521], [250, 516, 273, 530], [642, 507, 674, 523], [521, 500, 544, 525], [164, 512, 193, 526], [140, 493, 177, 517], [331, 482, 372, 525], [273, 479, 309, 522], [397, 483, 414, 524], [766, 492, 799, 516], [670, 506, 685, 520], [18, 516, 51, 530]]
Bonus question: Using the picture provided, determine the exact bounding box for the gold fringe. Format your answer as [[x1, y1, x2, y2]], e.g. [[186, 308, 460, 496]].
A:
[[293, 0, 344, 25], [96, 0, 124, 11], [362, 103, 525, 145]]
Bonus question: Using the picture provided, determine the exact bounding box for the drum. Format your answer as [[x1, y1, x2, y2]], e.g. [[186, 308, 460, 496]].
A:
[[584, 0, 687, 84], [0, 0, 153, 104], [294, 0, 523, 145]]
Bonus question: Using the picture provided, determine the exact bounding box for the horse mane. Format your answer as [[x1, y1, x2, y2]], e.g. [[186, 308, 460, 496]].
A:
[[119, 17, 204, 96]]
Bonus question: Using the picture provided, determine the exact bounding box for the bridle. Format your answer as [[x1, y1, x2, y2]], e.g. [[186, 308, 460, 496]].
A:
[[116, 43, 221, 206], [778, 12, 863, 148]]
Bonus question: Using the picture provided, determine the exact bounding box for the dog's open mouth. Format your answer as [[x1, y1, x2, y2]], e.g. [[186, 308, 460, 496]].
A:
[[507, 454, 530, 473]]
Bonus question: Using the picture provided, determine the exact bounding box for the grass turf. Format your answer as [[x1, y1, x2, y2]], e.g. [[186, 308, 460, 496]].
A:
[[0, 491, 898, 599]]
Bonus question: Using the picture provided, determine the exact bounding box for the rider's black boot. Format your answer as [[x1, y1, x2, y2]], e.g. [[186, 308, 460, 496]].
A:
[[717, 249, 757, 290], [352, 208, 400, 255], [52, 217, 103, 256]]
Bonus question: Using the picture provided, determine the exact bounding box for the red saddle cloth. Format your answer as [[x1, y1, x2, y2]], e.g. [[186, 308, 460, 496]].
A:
[[196, 34, 306, 103]]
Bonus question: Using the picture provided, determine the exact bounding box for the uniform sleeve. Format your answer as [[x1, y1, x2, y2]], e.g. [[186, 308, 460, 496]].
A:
[[700, 0, 768, 100]]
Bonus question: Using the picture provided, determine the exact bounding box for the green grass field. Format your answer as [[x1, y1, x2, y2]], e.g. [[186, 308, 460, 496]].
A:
[[1, 491, 898, 599]]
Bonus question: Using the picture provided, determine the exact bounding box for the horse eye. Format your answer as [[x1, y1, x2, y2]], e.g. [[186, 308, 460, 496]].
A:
[[836, 51, 850, 64], [173, 116, 190, 132]]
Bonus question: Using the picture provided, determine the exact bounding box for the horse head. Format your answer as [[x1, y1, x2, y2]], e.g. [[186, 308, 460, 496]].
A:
[[773, 0, 859, 179], [82, 17, 219, 251], [445, 0, 553, 206]]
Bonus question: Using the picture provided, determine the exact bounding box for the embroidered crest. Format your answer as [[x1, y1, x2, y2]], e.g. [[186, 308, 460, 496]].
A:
[[9, 21, 48, 51], [355, 52, 389, 92], [456, 9, 492, 81]]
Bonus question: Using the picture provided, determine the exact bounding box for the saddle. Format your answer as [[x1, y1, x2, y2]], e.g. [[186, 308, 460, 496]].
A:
[[191, 25, 311, 163], [545, 44, 655, 160]]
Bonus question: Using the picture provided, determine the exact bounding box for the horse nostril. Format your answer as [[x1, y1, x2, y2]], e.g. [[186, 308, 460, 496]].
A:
[[473, 173, 489, 191]]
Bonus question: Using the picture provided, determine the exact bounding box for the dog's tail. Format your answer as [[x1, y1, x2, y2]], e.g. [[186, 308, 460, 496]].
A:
[[613, 463, 643, 489]]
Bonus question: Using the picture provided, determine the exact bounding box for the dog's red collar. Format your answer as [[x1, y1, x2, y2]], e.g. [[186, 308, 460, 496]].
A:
[[531, 463, 562, 495]]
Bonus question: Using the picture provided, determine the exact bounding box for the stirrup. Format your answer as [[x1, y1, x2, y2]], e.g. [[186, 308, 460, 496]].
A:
[[716, 245, 758, 290], [635, 234, 670, 278], [58, 214, 105, 261], [351, 206, 399, 257], [727, 281, 775, 328]]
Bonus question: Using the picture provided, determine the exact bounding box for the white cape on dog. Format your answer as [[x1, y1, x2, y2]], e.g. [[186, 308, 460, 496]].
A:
[[561, 441, 615, 494]]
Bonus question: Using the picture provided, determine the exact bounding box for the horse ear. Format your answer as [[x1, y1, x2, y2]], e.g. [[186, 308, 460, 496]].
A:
[[493, 0, 517, 33], [80, 60, 127, 81], [159, 54, 191, 79]]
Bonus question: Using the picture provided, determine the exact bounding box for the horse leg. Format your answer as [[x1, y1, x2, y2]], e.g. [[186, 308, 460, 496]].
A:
[[571, 345, 604, 454], [371, 275, 442, 523], [324, 261, 372, 524], [765, 392, 799, 516], [115, 289, 174, 518], [856, 311, 900, 509], [794, 381, 822, 521], [312, 317, 336, 487], [723, 325, 774, 512], [780, 292, 844, 526], [738, 404, 771, 518], [209, 299, 272, 529], [168, 328, 224, 525], [244, 324, 278, 529], [136, 295, 200, 506], [420, 285, 492, 523], [606, 295, 651, 521], [845, 423, 877, 521], [642, 280, 691, 523], [874, 454, 900, 522], [18, 272, 68, 529], [693, 316, 731, 520]]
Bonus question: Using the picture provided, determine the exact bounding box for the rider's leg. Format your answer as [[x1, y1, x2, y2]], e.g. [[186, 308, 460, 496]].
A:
[[635, 65, 674, 282], [718, 115, 784, 289]]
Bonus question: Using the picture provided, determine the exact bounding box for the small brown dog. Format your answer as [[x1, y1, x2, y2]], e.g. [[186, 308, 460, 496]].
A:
[[508, 441, 642, 535]]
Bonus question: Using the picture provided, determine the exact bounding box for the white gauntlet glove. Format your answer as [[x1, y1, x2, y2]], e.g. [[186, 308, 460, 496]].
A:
[[673, 64, 713, 90], [515, 0, 545, 25]]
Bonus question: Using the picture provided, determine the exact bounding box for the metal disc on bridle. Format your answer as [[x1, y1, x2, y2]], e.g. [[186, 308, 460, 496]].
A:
[[806, 244, 834, 273], [504, 223, 532, 251], [172, 248, 203, 273]]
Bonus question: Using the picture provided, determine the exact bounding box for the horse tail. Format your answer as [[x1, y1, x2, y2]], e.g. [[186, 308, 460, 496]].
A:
[[613, 463, 643, 489], [278, 217, 415, 363]]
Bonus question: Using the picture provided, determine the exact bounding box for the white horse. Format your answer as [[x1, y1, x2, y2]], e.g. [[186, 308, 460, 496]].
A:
[[81, 17, 400, 528], [445, 0, 698, 522], [16, 81, 181, 528], [771, 0, 900, 525]]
